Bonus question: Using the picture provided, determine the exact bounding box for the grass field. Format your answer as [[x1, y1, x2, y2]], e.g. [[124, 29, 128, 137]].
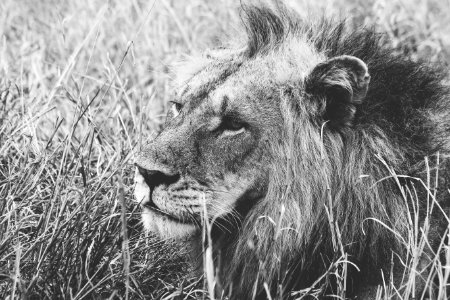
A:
[[1, 0, 450, 299]]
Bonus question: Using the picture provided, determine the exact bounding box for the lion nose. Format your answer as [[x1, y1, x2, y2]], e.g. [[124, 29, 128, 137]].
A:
[[137, 166, 180, 188]]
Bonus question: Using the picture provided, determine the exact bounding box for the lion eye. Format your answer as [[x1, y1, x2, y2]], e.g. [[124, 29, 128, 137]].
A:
[[221, 118, 246, 136], [170, 101, 182, 118]]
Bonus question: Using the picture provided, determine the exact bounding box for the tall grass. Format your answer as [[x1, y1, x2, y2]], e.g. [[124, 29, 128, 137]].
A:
[[0, 0, 449, 299]]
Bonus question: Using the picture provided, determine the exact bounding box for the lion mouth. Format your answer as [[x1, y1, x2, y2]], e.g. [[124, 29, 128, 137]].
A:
[[142, 199, 192, 224], [142, 192, 195, 224]]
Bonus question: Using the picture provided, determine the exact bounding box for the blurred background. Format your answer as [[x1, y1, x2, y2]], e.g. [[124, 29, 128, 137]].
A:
[[1, 0, 449, 298]]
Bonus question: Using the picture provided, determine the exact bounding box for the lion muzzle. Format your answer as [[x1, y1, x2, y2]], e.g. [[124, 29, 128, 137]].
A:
[[134, 165, 180, 212]]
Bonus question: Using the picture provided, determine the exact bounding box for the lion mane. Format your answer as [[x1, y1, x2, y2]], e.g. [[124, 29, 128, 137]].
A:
[[202, 5, 450, 299]]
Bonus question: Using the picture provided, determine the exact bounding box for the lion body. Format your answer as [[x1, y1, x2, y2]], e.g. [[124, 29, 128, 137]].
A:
[[135, 5, 450, 299]]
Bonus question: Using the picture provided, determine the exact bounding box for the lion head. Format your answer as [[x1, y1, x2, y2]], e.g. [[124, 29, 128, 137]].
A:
[[133, 47, 279, 238], [134, 5, 449, 299]]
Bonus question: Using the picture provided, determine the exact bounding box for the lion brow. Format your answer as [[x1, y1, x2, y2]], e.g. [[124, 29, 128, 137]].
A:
[[187, 90, 210, 110], [185, 63, 242, 110], [219, 95, 229, 115]]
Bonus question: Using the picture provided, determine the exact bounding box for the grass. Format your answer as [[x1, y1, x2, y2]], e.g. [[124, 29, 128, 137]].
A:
[[0, 0, 449, 299]]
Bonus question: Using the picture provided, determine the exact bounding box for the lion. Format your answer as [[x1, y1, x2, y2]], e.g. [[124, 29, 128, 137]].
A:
[[134, 4, 450, 299]]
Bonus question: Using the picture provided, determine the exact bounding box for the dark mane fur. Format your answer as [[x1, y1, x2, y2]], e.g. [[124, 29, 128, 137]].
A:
[[215, 4, 450, 299], [242, 5, 450, 156]]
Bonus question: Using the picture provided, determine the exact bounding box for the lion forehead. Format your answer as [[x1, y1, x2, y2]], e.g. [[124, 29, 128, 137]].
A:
[[172, 55, 212, 92], [175, 43, 325, 109]]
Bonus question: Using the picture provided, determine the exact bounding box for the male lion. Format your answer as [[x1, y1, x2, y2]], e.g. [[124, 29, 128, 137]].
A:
[[134, 5, 450, 299]]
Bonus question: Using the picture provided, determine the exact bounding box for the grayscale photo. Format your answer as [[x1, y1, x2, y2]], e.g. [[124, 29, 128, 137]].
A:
[[1, 0, 450, 299]]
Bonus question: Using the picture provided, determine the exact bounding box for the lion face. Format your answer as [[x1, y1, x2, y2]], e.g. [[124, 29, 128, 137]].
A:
[[134, 35, 370, 239], [134, 55, 284, 238]]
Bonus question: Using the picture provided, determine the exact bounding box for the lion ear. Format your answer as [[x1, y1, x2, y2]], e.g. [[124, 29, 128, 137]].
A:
[[305, 55, 370, 128]]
